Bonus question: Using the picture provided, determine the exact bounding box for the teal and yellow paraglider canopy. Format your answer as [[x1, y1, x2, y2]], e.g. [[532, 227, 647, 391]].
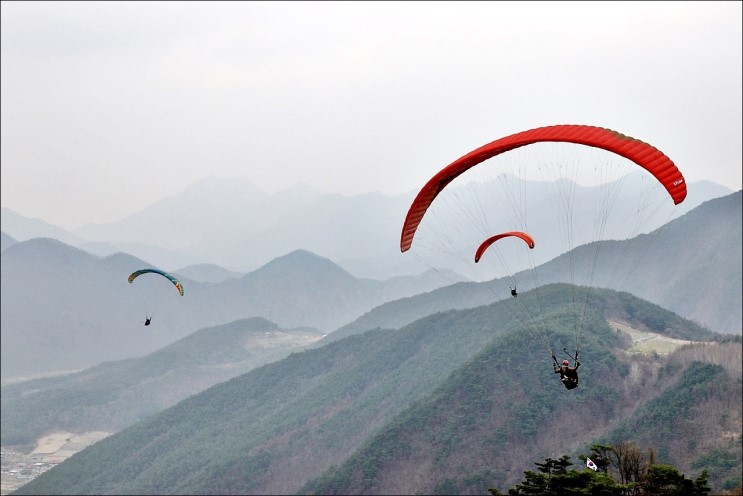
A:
[[127, 269, 184, 296]]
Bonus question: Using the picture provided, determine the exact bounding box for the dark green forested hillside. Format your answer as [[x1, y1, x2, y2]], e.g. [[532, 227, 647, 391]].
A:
[[301, 319, 741, 494], [302, 317, 626, 495], [14, 285, 738, 495], [602, 359, 743, 493]]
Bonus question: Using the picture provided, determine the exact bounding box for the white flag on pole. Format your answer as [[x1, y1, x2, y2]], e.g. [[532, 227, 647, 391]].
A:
[[587, 458, 598, 471]]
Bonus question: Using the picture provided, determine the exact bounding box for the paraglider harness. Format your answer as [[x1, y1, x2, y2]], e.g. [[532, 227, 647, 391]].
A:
[[144, 316, 152, 326], [552, 348, 580, 390], [510, 286, 518, 297]]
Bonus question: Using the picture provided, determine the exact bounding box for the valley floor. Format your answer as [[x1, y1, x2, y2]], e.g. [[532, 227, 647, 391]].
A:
[[1, 431, 109, 495]]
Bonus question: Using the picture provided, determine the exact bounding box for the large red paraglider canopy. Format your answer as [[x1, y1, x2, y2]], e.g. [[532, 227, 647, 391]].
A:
[[401, 124, 686, 253]]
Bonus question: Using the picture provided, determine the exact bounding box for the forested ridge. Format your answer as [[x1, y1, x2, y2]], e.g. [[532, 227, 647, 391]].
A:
[[14, 286, 741, 495]]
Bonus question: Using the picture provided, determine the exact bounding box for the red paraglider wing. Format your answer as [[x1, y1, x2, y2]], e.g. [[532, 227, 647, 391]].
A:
[[474, 231, 535, 263], [400, 124, 687, 252]]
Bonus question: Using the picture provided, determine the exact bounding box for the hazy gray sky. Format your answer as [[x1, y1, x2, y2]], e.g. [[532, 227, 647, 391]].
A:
[[2, 1, 741, 230]]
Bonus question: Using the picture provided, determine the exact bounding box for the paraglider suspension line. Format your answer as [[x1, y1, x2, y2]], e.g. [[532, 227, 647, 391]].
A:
[[563, 347, 579, 362]]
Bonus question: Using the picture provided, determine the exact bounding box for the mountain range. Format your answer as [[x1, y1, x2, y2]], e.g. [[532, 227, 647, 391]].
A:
[[1, 185, 740, 495], [12, 285, 741, 495], [1, 176, 733, 279], [2, 191, 740, 383], [0, 243, 458, 381], [331, 190, 743, 341]]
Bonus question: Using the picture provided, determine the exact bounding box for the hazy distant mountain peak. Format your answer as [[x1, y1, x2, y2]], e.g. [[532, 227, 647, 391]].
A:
[[278, 181, 321, 195], [174, 263, 244, 283], [1, 207, 84, 246], [178, 175, 267, 198], [6, 236, 94, 259], [252, 249, 353, 279], [1, 231, 18, 251], [102, 250, 150, 266]]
